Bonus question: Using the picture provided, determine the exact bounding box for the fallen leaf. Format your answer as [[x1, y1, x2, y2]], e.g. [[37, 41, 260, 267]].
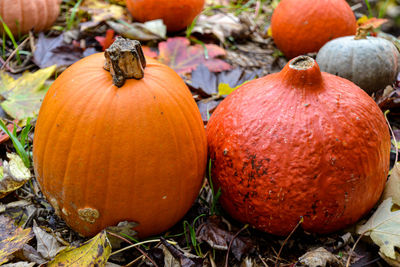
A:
[[196, 216, 254, 261], [2, 262, 35, 267], [188, 64, 260, 97], [95, 29, 116, 51], [0, 121, 19, 145], [357, 16, 389, 29], [33, 33, 83, 70], [33, 221, 66, 260], [0, 65, 56, 120], [298, 247, 340, 267], [14, 244, 46, 265], [0, 215, 34, 265], [192, 13, 248, 43], [357, 198, 400, 260], [107, 19, 166, 41], [47, 230, 111, 266], [197, 99, 221, 122], [158, 37, 231, 75], [0, 153, 31, 198], [160, 237, 203, 267], [106, 221, 138, 249], [142, 46, 158, 58], [382, 163, 400, 206], [81, 0, 127, 23]]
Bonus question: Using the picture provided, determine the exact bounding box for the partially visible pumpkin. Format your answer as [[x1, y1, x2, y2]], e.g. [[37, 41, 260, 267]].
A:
[[316, 27, 400, 94], [271, 0, 357, 59], [207, 56, 390, 236], [0, 0, 61, 35], [33, 38, 207, 238], [126, 0, 204, 32]]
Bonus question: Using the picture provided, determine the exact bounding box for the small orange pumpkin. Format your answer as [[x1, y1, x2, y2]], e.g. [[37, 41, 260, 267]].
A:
[[33, 38, 207, 238], [126, 0, 205, 32], [0, 0, 61, 35], [271, 0, 357, 59], [207, 56, 390, 235]]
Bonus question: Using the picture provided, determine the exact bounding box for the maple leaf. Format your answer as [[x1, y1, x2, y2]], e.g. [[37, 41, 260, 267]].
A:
[[158, 37, 231, 75], [95, 29, 115, 51]]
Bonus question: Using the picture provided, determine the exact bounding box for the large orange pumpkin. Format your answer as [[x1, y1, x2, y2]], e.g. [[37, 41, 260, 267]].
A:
[[271, 0, 357, 59], [207, 56, 390, 235], [126, 0, 205, 32], [0, 0, 61, 35], [33, 38, 207, 238]]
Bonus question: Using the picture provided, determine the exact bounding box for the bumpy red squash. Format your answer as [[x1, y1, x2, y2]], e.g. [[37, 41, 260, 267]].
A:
[[33, 38, 207, 238], [271, 0, 357, 59], [126, 0, 204, 32], [207, 56, 390, 235], [0, 0, 61, 35]]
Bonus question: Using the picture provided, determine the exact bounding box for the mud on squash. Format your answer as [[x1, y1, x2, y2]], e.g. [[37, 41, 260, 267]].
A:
[[0, 0, 61, 35], [271, 0, 357, 59], [33, 37, 207, 238], [207, 56, 390, 235], [126, 0, 205, 32]]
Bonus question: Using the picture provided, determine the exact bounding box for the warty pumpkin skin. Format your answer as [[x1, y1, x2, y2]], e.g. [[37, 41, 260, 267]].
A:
[[271, 0, 357, 59], [316, 35, 400, 94], [33, 38, 207, 238], [0, 0, 61, 35], [207, 56, 390, 236], [126, 0, 205, 32]]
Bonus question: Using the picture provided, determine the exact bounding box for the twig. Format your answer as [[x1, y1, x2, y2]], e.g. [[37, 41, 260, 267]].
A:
[[346, 231, 367, 267], [258, 254, 269, 267], [275, 217, 303, 267], [107, 231, 159, 267], [1, 36, 30, 70], [224, 224, 249, 267], [384, 110, 398, 164]]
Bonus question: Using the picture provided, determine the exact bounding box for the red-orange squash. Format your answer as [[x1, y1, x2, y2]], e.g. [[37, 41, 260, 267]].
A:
[[0, 0, 61, 35], [271, 0, 357, 59], [207, 56, 390, 235], [126, 0, 205, 32], [33, 38, 207, 238]]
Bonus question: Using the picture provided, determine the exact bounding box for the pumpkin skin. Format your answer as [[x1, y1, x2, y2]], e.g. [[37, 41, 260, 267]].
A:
[[0, 0, 61, 35], [33, 51, 207, 237], [207, 56, 390, 236], [316, 36, 400, 94], [126, 0, 205, 32], [271, 0, 357, 59]]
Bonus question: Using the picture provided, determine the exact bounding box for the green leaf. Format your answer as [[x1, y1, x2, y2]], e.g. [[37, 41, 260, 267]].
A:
[[0, 65, 56, 120]]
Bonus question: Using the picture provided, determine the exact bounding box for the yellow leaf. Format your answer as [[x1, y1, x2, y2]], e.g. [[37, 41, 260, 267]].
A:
[[382, 163, 400, 206], [0, 65, 56, 120], [218, 82, 246, 96], [0, 153, 31, 199], [48, 231, 111, 266], [0, 215, 34, 265], [357, 198, 400, 260], [81, 0, 127, 23]]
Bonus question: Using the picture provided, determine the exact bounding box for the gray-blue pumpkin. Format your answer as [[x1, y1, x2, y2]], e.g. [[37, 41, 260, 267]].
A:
[[316, 35, 399, 94]]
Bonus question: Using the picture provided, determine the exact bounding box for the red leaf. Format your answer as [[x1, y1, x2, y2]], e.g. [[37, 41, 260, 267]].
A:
[[0, 121, 20, 145], [142, 46, 158, 58], [95, 29, 115, 51], [158, 37, 231, 75], [358, 17, 389, 30]]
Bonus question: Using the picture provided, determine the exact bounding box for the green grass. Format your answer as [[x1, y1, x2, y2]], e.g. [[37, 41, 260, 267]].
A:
[[66, 0, 83, 30], [0, 15, 21, 64], [183, 213, 206, 257], [0, 118, 32, 168]]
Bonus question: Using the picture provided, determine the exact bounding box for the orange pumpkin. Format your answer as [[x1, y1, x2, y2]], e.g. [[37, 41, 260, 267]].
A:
[[0, 0, 61, 35], [126, 0, 205, 32], [207, 56, 390, 235], [271, 0, 357, 59], [33, 38, 207, 238]]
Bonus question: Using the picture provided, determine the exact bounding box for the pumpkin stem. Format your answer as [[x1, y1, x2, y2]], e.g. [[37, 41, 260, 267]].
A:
[[354, 24, 374, 40], [289, 56, 315, 70], [104, 37, 146, 87]]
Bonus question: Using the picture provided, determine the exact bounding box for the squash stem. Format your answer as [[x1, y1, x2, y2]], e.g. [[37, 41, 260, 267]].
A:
[[104, 37, 146, 87]]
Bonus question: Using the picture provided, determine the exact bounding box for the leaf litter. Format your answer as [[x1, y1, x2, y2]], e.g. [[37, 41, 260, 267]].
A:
[[0, 0, 399, 266]]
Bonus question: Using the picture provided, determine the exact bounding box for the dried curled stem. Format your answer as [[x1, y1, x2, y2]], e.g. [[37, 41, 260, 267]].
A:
[[104, 37, 146, 87]]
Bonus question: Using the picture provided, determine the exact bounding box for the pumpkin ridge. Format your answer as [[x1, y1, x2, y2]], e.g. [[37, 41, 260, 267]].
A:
[[144, 73, 203, 214], [37, 68, 107, 175], [42, 74, 111, 212]]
